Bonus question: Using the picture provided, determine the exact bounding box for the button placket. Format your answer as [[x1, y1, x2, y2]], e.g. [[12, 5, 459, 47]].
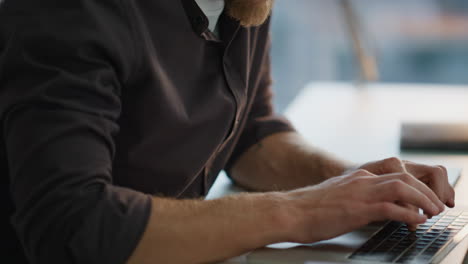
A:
[[203, 21, 242, 192], [203, 64, 244, 192]]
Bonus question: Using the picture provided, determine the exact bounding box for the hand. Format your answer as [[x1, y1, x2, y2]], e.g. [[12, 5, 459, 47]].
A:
[[282, 169, 445, 244], [357, 157, 455, 230], [358, 157, 455, 207]]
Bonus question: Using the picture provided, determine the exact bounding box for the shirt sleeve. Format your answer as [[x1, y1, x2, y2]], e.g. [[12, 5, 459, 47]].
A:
[[0, 1, 151, 263], [225, 29, 296, 172]]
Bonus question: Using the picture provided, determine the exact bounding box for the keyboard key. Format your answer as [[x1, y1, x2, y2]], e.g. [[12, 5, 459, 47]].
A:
[[437, 219, 452, 223], [429, 228, 444, 233], [446, 211, 462, 216], [426, 230, 440, 235], [414, 244, 426, 250], [418, 224, 431, 230], [423, 245, 441, 254], [419, 237, 436, 243], [441, 215, 457, 220], [448, 226, 463, 231], [441, 230, 457, 238], [433, 241, 446, 247], [437, 235, 450, 242]]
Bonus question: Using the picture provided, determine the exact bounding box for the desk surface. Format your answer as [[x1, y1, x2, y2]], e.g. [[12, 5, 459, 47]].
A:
[[210, 82, 468, 263]]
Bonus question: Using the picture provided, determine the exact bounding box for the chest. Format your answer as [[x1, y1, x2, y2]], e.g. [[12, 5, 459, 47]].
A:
[[111, 0, 268, 197]]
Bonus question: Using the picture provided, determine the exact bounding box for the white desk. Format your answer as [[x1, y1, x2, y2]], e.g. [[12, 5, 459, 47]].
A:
[[210, 82, 468, 263]]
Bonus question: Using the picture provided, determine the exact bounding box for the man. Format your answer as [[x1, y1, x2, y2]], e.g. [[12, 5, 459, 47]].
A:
[[0, 0, 454, 263]]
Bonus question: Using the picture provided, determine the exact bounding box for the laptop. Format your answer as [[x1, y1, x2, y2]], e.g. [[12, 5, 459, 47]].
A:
[[245, 168, 468, 264], [400, 122, 468, 152]]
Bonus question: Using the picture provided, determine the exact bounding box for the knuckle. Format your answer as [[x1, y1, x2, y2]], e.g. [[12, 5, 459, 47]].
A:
[[353, 169, 371, 176], [399, 172, 413, 182], [436, 166, 448, 179], [385, 157, 402, 165], [391, 179, 405, 189], [388, 180, 406, 195], [350, 176, 372, 186]]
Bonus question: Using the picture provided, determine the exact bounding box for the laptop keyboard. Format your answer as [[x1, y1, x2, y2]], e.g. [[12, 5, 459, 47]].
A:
[[349, 210, 468, 263]]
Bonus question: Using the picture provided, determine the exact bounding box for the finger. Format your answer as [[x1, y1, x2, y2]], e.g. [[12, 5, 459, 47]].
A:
[[381, 157, 406, 173], [437, 165, 455, 208], [362, 157, 406, 175], [368, 202, 427, 225], [446, 183, 455, 208], [436, 165, 448, 176], [399, 203, 420, 231], [405, 162, 452, 206], [350, 169, 376, 177], [375, 179, 440, 216], [373, 172, 445, 212], [343, 169, 377, 181]]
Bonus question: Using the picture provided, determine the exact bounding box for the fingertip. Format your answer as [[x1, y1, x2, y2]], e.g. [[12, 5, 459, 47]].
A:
[[407, 224, 418, 232], [440, 207, 446, 214], [438, 202, 446, 212], [431, 203, 441, 215], [418, 214, 427, 223], [447, 198, 455, 208]]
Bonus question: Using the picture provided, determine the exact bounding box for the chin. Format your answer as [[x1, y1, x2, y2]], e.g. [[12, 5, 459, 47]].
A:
[[225, 0, 274, 27]]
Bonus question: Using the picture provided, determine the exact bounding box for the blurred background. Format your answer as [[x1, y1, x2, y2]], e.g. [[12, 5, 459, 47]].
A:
[[270, 0, 468, 112]]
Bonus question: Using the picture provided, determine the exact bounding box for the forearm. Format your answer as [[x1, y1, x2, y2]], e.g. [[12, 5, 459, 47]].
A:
[[230, 132, 351, 191], [127, 193, 289, 264]]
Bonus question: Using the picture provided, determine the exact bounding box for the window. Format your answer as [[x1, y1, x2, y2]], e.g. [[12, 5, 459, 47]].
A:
[[271, 0, 468, 112]]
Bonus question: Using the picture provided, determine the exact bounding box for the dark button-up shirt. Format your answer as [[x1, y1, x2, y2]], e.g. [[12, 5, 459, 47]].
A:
[[0, 0, 294, 263]]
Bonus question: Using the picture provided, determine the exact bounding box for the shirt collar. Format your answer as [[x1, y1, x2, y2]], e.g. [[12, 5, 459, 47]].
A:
[[180, 0, 210, 36], [180, 0, 240, 43]]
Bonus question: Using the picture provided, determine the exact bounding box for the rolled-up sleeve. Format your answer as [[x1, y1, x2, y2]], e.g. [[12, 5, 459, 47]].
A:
[[225, 33, 296, 171], [1, 1, 151, 263]]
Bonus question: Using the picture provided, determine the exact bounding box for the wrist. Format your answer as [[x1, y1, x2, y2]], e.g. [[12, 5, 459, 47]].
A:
[[312, 156, 353, 180], [253, 192, 295, 245]]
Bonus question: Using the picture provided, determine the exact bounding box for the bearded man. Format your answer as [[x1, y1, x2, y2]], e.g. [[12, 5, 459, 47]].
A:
[[0, 0, 455, 263]]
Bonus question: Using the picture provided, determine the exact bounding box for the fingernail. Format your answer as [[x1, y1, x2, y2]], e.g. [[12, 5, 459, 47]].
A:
[[438, 201, 445, 211], [449, 198, 455, 208], [419, 214, 427, 223], [432, 203, 440, 214]]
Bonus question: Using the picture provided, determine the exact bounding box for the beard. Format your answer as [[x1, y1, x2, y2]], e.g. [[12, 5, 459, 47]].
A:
[[225, 0, 274, 27]]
